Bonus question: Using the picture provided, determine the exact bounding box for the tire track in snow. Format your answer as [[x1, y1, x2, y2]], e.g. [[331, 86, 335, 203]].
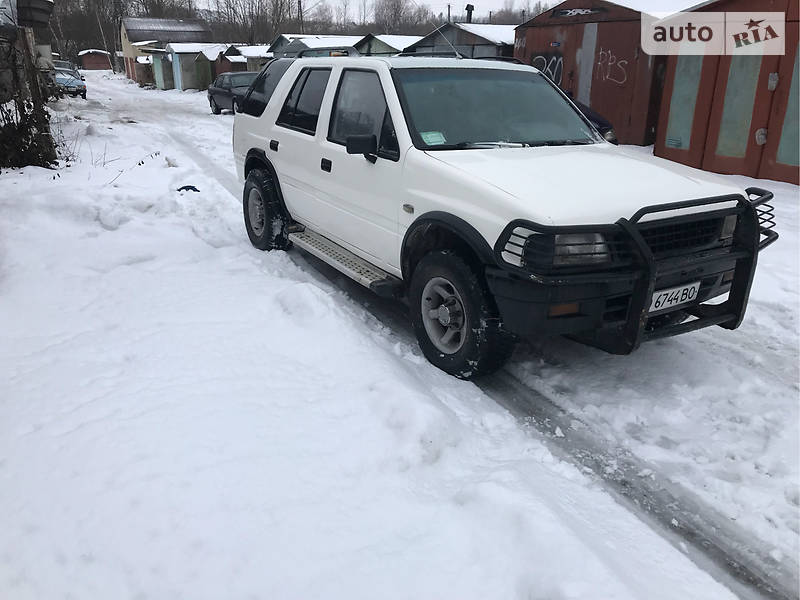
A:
[[283, 254, 795, 600]]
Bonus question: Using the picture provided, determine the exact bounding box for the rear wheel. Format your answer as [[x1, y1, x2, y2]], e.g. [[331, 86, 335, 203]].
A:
[[409, 250, 514, 379], [243, 168, 289, 251]]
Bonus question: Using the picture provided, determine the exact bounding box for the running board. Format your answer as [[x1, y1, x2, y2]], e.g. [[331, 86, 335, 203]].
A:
[[288, 229, 403, 298]]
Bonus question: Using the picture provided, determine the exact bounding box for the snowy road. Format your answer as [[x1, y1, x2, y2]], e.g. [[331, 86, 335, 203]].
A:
[[0, 71, 796, 599]]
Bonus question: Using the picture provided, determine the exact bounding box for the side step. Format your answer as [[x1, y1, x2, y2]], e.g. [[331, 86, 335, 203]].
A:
[[288, 229, 403, 298]]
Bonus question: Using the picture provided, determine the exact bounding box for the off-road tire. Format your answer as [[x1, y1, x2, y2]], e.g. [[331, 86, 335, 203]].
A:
[[210, 98, 221, 115], [409, 250, 515, 379], [243, 169, 290, 251]]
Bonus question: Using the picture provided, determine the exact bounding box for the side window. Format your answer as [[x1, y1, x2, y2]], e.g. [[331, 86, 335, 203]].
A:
[[329, 70, 399, 160], [241, 59, 294, 118], [213, 76, 223, 88], [276, 68, 331, 135]]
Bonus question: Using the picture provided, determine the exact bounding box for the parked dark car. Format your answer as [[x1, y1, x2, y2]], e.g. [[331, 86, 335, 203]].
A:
[[54, 71, 86, 99], [208, 72, 259, 114]]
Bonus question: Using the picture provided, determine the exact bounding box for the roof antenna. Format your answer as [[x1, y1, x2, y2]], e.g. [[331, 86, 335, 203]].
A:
[[433, 23, 463, 58]]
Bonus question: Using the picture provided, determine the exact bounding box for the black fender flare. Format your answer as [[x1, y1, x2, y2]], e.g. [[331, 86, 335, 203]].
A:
[[400, 211, 497, 280], [244, 149, 290, 216]]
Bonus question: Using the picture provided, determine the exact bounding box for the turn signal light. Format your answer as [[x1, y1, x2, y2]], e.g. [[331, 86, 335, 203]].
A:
[[548, 302, 580, 317]]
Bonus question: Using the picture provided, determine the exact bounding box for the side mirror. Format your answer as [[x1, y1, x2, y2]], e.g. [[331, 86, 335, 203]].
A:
[[81, 76, 85, 80], [603, 129, 618, 145], [346, 134, 377, 162]]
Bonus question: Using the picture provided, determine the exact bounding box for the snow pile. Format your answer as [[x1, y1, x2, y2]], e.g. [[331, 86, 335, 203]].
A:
[[0, 71, 740, 599]]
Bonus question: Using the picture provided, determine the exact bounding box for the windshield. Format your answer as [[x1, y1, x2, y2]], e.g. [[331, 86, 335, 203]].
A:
[[230, 73, 257, 88], [55, 73, 77, 84], [393, 68, 600, 149]]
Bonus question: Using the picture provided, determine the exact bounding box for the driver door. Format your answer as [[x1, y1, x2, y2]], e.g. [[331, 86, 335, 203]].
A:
[[315, 69, 403, 272]]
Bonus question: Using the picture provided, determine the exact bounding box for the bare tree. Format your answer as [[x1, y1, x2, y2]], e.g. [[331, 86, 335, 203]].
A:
[[335, 0, 350, 26], [357, 0, 369, 25]]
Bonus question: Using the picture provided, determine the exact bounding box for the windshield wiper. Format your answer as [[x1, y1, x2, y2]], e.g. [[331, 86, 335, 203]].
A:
[[522, 139, 597, 147], [456, 141, 526, 148], [426, 141, 526, 150]]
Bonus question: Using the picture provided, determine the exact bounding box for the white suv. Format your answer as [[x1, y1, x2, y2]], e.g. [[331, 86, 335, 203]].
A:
[[233, 54, 777, 378]]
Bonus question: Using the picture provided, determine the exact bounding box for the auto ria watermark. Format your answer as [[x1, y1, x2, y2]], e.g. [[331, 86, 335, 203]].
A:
[[641, 12, 785, 55]]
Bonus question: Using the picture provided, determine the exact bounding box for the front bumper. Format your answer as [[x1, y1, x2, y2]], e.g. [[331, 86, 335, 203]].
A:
[[486, 187, 778, 354]]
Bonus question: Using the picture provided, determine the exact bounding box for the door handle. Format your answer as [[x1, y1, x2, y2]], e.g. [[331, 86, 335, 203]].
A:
[[321, 158, 332, 172], [269, 140, 279, 151]]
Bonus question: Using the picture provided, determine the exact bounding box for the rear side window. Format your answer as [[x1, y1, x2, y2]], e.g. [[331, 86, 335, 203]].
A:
[[276, 68, 331, 135], [241, 59, 295, 118], [329, 70, 399, 160]]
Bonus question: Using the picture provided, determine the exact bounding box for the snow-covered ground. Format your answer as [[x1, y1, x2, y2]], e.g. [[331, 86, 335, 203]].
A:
[[0, 71, 795, 599]]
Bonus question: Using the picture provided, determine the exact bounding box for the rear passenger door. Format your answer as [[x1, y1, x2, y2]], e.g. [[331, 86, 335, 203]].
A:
[[270, 67, 332, 225], [317, 69, 403, 271]]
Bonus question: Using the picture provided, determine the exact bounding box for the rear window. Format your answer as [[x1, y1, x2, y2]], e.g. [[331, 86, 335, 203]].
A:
[[230, 72, 257, 88], [276, 68, 331, 135]]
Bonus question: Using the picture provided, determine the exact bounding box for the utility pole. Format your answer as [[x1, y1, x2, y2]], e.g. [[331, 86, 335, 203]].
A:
[[489, 10, 492, 22], [447, 4, 451, 22], [521, 9, 526, 22], [298, 0, 305, 33]]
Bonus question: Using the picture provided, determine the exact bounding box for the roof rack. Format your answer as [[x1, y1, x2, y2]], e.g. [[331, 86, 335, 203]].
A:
[[473, 56, 524, 64], [296, 46, 360, 57], [393, 50, 463, 58]]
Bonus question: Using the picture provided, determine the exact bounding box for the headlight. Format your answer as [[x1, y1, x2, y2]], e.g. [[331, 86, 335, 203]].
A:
[[500, 226, 615, 272], [553, 233, 611, 266]]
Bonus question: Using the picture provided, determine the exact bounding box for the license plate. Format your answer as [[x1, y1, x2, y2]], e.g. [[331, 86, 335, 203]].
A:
[[649, 281, 700, 313]]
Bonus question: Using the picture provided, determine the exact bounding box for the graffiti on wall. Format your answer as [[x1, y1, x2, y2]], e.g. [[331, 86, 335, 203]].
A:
[[531, 52, 564, 86], [595, 47, 628, 85]]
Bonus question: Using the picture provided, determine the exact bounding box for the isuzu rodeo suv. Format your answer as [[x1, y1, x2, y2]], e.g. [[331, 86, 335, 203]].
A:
[[232, 51, 777, 378]]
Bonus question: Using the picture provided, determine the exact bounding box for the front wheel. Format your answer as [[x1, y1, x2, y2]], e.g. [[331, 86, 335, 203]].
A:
[[409, 250, 515, 379], [232, 99, 239, 113], [243, 168, 290, 251], [210, 98, 221, 115]]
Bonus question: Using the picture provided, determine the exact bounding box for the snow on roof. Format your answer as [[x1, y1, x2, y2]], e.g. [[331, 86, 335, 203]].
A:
[[197, 43, 230, 60], [226, 55, 248, 63], [167, 42, 225, 54], [131, 40, 158, 47], [453, 23, 516, 45], [297, 35, 363, 49], [237, 45, 273, 58], [78, 48, 110, 56], [373, 35, 423, 51], [136, 55, 153, 64]]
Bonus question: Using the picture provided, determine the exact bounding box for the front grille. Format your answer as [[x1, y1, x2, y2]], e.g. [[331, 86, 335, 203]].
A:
[[637, 216, 725, 257]]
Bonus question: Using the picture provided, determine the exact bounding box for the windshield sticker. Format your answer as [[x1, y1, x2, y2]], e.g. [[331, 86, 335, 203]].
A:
[[420, 131, 447, 145]]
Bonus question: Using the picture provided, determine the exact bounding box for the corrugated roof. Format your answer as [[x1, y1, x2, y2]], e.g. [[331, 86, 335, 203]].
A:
[[122, 17, 211, 43], [603, 0, 710, 15]]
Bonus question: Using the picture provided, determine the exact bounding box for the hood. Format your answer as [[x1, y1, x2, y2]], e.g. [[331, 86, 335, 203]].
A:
[[425, 144, 746, 226]]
